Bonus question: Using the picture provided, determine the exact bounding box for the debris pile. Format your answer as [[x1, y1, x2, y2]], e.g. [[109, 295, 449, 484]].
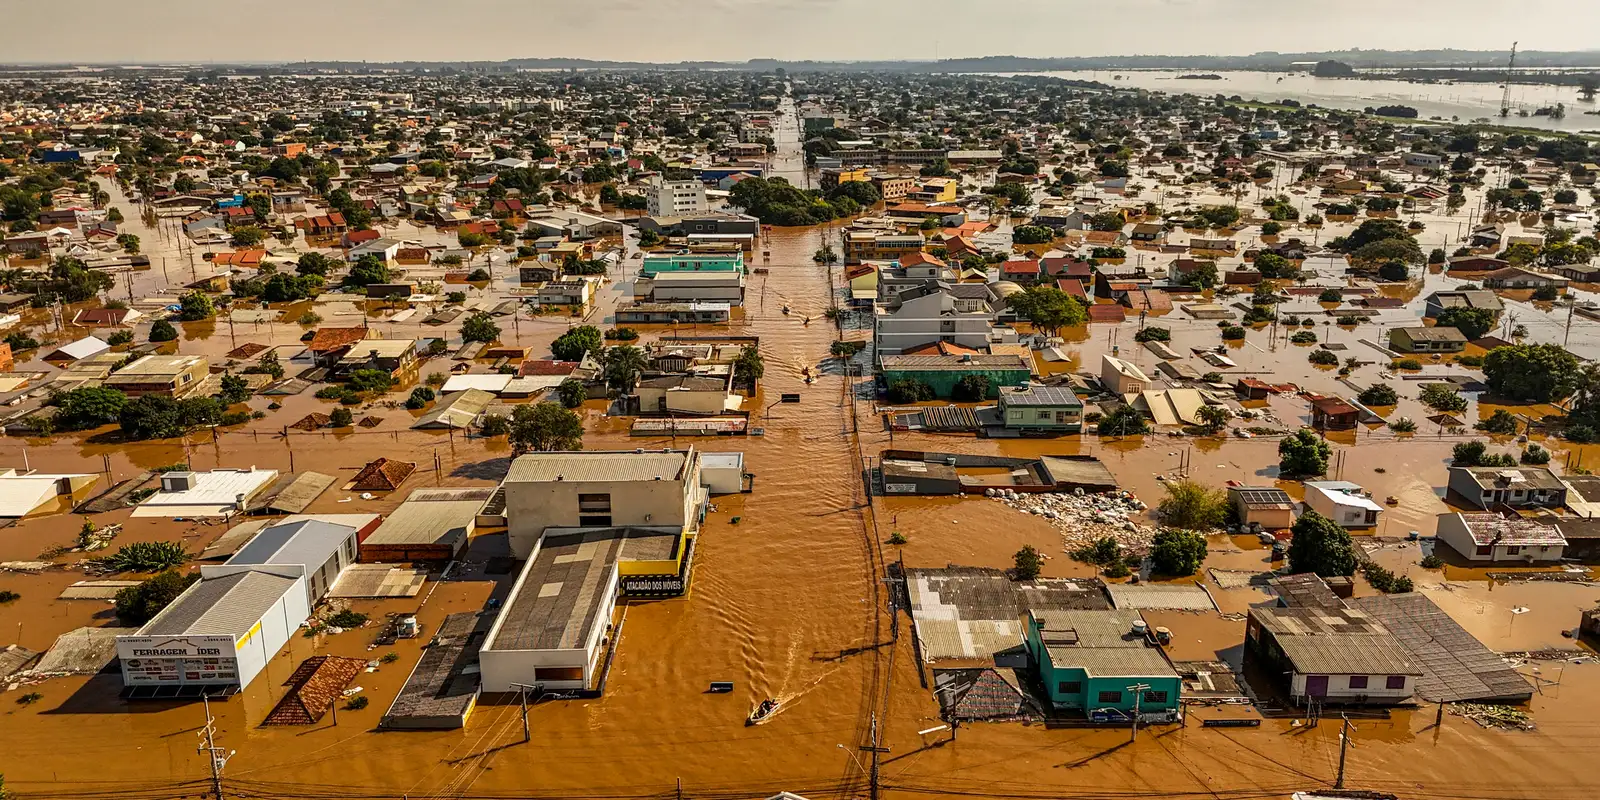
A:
[[1450, 703, 1534, 731], [985, 488, 1155, 554]]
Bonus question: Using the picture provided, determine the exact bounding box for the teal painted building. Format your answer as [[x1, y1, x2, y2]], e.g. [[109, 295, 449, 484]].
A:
[[641, 251, 744, 278], [999, 384, 1084, 433], [879, 354, 1032, 400], [1023, 609, 1182, 718]]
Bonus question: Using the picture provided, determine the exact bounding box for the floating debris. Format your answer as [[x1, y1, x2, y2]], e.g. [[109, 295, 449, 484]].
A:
[[1450, 703, 1534, 731], [987, 488, 1155, 554]]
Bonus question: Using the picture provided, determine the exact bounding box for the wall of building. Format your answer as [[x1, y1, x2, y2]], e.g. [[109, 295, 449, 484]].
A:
[[479, 565, 618, 692], [504, 479, 693, 559], [1288, 671, 1413, 701]]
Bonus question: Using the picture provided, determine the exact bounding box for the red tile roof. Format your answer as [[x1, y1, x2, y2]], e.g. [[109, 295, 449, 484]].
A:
[[518, 360, 579, 377], [1086, 304, 1127, 323], [307, 326, 370, 352]]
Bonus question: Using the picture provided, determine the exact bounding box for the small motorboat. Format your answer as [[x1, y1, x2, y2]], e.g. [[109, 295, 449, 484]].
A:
[[747, 698, 780, 726], [782, 305, 791, 315]]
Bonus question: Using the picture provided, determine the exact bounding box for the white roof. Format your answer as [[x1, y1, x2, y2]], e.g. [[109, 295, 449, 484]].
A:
[[0, 473, 95, 517], [1102, 355, 1148, 383], [441, 374, 512, 394], [132, 469, 278, 517], [53, 336, 110, 360], [1305, 481, 1385, 512]]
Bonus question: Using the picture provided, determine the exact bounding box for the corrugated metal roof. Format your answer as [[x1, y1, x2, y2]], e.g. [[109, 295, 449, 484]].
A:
[[141, 571, 299, 638], [366, 500, 480, 547], [229, 519, 354, 571], [1349, 593, 1534, 702], [507, 451, 688, 483]]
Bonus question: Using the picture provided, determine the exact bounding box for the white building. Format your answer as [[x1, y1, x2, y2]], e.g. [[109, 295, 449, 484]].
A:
[[1303, 481, 1384, 528], [646, 177, 707, 217], [0, 470, 98, 517], [132, 468, 279, 518], [1100, 355, 1150, 396], [1435, 512, 1567, 563], [636, 270, 746, 306], [116, 519, 359, 696], [873, 284, 996, 356], [480, 449, 745, 694]]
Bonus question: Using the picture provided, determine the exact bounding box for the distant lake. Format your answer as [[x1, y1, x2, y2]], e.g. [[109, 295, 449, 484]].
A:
[[990, 69, 1600, 134]]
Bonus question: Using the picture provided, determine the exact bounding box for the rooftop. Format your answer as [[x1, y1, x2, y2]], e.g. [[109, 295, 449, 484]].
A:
[[999, 385, 1081, 407], [880, 354, 1030, 372], [506, 450, 690, 484], [1230, 486, 1295, 510], [1450, 512, 1567, 547], [1453, 466, 1566, 492], [1250, 606, 1417, 677], [364, 490, 486, 548], [229, 519, 355, 570], [140, 570, 300, 638]]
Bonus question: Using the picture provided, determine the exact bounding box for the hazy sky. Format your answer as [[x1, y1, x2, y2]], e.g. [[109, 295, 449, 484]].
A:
[[4, 0, 1597, 64]]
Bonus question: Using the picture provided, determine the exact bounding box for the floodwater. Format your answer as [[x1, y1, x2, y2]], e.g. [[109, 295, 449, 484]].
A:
[[1002, 69, 1600, 133], [4, 90, 1600, 800]]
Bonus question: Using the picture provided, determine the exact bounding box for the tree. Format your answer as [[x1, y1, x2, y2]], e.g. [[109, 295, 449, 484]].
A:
[[1196, 205, 1242, 229], [120, 394, 222, 440], [1476, 408, 1519, 435], [1099, 404, 1148, 436], [405, 387, 435, 409], [951, 374, 991, 402], [732, 344, 765, 391], [1180, 260, 1219, 288], [1357, 384, 1398, 406], [1278, 428, 1330, 476], [51, 386, 128, 430], [113, 570, 198, 626], [1452, 440, 1515, 467], [1419, 383, 1468, 413], [329, 407, 353, 427], [508, 402, 583, 453], [1012, 545, 1043, 581], [1157, 480, 1228, 529], [1253, 252, 1295, 279], [887, 379, 936, 404], [460, 311, 500, 344], [1484, 343, 1581, 403], [41, 256, 113, 303], [345, 254, 389, 287], [1196, 404, 1229, 433], [1012, 225, 1053, 245], [261, 273, 322, 302], [296, 252, 333, 276], [557, 378, 587, 408], [1149, 528, 1209, 577], [347, 369, 395, 393], [1288, 511, 1358, 578], [1433, 306, 1497, 339], [552, 325, 603, 361], [604, 345, 648, 393], [230, 226, 266, 248], [1006, 285, 1085, 336], [216, 373, 250, 405], [148, 319, 178, 342], [177, 291, 214, 321]]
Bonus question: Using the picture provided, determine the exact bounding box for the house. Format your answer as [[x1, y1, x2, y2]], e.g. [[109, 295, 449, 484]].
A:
[[1100, 355, 1149, 395], [1303, 481, 1383, 528], [615, 302, 731, 325], [538, 279, 598, 310], [1403, 152, 1444, 169], [1435, 512, 1566, 563], [498, 448, 709, 559], [636, 374, 739, 416], [103, 355, 209, 397], [1447, 466, 1567, 509], [1480, 267, 1568, 290], [359, 487, 486, 563], [873, 284, 997, 356], [294, 213, 348, 237], [1130, 223, 1164, 243], [1021, 609, 1181, 720], [334, 338, 418, 378], [843, 231, 924, 265], [1446, 256, 1510, 272], [1228, 486, 1297, 530], [1311, 397, 1360, 431], [411, 390, 493, 430], [306, 327, 373, 368], [1245, 605, 1420, 705], [43, 336, 111, 363], [999, 259, 1042, 284], [997, 384, 1084, 433], [1423, 290, 1503, 318], [132, 468, 280, 517], [347, 237, 401, 264], [0, 470, 99, 517], [519, 261, 562, 284], [640, 251, 744, 277], [1388, 326, 1467, 353], [879, 354, 1031, 400]]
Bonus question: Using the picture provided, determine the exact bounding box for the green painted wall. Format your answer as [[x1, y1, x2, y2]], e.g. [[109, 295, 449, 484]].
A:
[[881, 368, 1032, 399]]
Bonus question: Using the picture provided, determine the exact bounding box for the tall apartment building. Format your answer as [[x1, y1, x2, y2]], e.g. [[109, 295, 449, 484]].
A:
[[646, 177, 708, 216]]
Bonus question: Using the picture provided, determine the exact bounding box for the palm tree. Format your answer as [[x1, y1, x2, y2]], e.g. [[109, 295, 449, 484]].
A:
[[604, 345, 648, 394]]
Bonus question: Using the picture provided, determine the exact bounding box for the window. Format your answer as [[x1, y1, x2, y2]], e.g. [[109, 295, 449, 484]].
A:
[[1348, 675, 1369, 689], [1038, 411, 1053, 421], [1097, 690, 1123, 703], [1057, 681, 1081, 695], [1142, 690, 1168, 704], [1476, 545, 1492, 556], [1506, 546, 1521, 555], [1386, 675, 1407, 690]]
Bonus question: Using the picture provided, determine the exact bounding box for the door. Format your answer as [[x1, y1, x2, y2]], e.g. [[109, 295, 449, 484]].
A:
[[1306, 675, 1329, 698]]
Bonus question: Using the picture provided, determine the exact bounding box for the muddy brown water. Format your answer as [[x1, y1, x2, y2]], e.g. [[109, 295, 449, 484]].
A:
[[4, 123, 1600, 800]]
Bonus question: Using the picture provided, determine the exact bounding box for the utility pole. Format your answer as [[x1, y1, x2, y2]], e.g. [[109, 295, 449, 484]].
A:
[[509, 682, 542, 743], [1334, 714, 1353, 789], [197, 694, 234, 800], [858, 711, 890, 800], [1128, 683, 1151, 743]]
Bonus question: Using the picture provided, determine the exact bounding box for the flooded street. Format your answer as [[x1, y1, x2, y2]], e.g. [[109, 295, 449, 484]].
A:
[[2, 88, 1600, 800]]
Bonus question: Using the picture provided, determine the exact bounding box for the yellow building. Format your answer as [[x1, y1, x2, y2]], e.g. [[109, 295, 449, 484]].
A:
[[910, 177, 958, 203], [820, 167, 872, 191]]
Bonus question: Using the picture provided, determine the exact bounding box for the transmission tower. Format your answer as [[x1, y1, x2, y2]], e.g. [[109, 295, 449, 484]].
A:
[[1500, 42, 1518, 118]]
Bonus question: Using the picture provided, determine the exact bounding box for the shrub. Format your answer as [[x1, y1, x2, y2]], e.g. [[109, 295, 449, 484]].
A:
[[1098, 404, 1149, 436], [887, 379, 936, 404], [1157, 480, 1229, 530], [0, 590, 19, 604], [1361, 562, 1414, 593], [1336, 315, 1358, 325], [345, 695, 370, 710], [96, 541, 190, 572], [1456, 354, 1484, 368], [1476, 409, 1518, 435], [887, 532, 908, 545], [1149, 528, 1209, 577], [1013, 545, 1043, 580], [405, 387, 436, 409], [1420, 554, 1444, 569], [1318, 289, 1342, 303], [1452, 440, 1517, 467], [1288, 511, 1357, 577], [1133, 326, 1171, 343], [148, 319, 178, 342], [1521, 443, 1552, 465], [326, 609, 368, 629], [1279, 429, 1331, 476], [479, 413, 510, 436], [951, 374, 991, 402], [1419, 383, 1467, 413], [1220, 325, 1246, 340], [220, 411, 250, 426], [1567, 424, 1599, 443], [347, 369, 395, 394], [1393, 358, 1423, 371], [107, 330, 134, 346], [329, 407, 353, 427], [1308, 349, 1339, 366], [114, 570, 198, 625], [1290, 331, 1318, 344], [1358, 384, 1398, 406], [1388, 416, 1417, 433], [604, 327, 640, 341]]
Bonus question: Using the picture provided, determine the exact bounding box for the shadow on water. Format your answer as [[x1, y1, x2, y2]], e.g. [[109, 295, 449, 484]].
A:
[[450, 457, 513, 480], [811, 640, 892, 663]]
